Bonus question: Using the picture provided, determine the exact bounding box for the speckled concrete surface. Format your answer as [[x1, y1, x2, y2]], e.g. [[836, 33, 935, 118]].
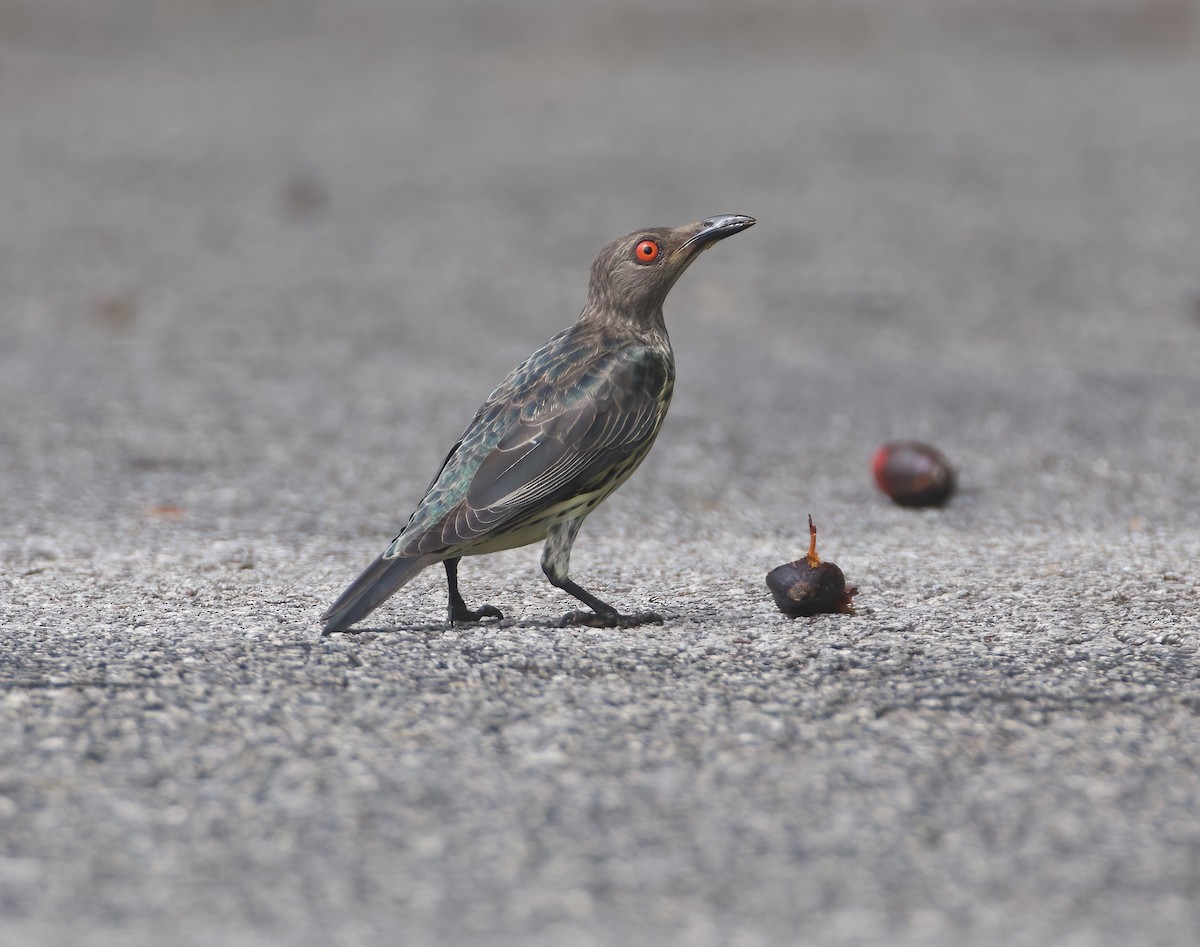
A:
[[2, 2, 1199, 945]]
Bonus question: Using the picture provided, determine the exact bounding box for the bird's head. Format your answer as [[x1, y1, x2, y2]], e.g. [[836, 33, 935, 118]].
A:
[[585, 214, 756, 329]]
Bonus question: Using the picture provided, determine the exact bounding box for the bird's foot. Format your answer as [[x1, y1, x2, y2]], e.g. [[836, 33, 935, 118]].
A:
[[448, 603, 504, 626], [559, 610, 664, 629]]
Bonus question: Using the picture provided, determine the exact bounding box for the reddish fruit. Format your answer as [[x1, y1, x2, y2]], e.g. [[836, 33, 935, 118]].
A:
[[766, 516, 857, 617], [872, 442, 955, 507]]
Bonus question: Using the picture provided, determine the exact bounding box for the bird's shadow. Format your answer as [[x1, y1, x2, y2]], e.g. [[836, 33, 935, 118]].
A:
[[323, 623, 457, 638], [321, 614, 678, 637], [322, 617, 543, 637]]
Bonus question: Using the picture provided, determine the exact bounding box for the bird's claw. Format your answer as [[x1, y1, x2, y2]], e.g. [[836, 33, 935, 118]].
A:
[[559, 610, 664, 629], [449, 604, 504, 626]]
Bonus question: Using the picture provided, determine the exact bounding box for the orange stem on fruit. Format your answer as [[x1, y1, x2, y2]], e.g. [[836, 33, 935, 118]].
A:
[[806, 514, 821, 568]]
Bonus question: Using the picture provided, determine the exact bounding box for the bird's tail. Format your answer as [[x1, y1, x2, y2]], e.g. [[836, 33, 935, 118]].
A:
[[321, 552, 435, 634]]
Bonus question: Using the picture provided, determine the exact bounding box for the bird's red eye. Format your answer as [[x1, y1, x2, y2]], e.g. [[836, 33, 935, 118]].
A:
[[635, 240, 660, 263]]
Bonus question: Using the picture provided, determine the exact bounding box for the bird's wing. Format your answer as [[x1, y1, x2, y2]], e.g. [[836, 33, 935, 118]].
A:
[[400, 348, 671, 555]]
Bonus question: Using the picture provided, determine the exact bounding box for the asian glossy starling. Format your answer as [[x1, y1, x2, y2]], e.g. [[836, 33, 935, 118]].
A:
[[322, 214, 755, 633]]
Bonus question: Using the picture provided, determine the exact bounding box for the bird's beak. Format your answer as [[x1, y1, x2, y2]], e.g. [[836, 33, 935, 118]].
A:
[[675, 215, 756, 255]]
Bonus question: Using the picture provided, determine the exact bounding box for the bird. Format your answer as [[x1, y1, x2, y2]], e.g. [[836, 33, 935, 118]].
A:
[[322, 214, 756, 633]]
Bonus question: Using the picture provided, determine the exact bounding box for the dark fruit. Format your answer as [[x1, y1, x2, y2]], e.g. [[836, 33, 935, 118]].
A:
[[766, 515, 857, 617], [872, 441, 955, 507]]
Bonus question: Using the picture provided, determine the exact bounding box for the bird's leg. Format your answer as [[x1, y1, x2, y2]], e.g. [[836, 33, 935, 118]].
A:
[[541, 519, 663, 629], [444, 558, 503, 626], [554, 577, 664, 629]]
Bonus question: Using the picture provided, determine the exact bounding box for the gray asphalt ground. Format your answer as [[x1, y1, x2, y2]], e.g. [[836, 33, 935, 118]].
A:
[[3, 1, 1200, 944]]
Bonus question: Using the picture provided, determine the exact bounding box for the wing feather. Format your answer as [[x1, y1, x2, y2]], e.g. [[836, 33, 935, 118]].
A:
[[395, 346, 670, 556], [466, 361, 661, 515]]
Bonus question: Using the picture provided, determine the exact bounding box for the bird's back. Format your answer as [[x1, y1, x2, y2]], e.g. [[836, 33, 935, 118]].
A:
[[388, 320, 674, 560]]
